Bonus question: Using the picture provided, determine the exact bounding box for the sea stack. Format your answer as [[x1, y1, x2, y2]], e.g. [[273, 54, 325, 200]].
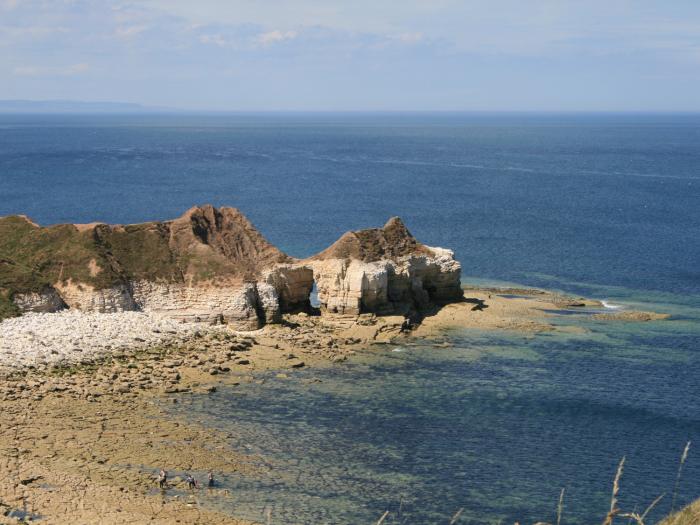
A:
[[0, 205, 463, 329]]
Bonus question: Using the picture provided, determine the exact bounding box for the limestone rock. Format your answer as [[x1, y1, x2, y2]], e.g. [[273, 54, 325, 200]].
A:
[[1, 207, 462, 328], [309, 217, 462, 315], [11, 287, 67, 313]]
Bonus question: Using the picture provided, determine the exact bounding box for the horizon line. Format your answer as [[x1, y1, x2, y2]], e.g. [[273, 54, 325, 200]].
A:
[[1, 100, 700, 115]]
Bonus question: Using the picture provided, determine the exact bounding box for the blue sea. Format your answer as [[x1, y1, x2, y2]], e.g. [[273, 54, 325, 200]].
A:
[[1, 113, 699, 524]]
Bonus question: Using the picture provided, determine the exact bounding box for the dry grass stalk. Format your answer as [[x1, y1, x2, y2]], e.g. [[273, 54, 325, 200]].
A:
[[618, 493, 665, 525], [556, 488, 565, 525], [671, 441, 691, 514], [449, 507, 464, 524], [376, 510, 390, 525], [602, 456, 625, 525], [641, 493, 665, 521]]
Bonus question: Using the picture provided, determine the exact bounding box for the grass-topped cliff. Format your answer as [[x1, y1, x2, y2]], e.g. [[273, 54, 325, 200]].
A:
[[0, 205, 290, 320], [1, 205, 464, 323]]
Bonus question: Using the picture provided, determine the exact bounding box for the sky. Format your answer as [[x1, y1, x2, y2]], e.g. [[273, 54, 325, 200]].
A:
[[1, 0, 699, 111]]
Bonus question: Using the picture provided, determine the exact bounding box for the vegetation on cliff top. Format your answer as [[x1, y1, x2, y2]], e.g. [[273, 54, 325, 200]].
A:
[[0, 205, 448, 321], [0, 205, 292, 320], [314, 216, 431, 262], [0, 216, 180, 318]]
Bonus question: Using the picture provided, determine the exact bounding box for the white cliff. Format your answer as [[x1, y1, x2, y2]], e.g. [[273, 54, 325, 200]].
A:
[[2, 207, 462, 329]]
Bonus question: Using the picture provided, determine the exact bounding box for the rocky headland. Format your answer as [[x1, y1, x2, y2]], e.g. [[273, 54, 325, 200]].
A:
[[0, 206, 671, 523], [0, 205, 462, 329]]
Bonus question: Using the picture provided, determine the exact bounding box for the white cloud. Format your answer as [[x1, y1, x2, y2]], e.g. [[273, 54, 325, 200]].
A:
[[392, 32, 424, 44], [137, 0, 700, 58], [199, 33, 227, 47], [115, 25, 148, 38], [255, 30, 298, 46], [13, 62, 89, 77]]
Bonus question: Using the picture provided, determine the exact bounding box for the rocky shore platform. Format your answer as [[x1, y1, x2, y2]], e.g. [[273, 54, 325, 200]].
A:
[[0, 206, 671, 523], [0, 283, 670, 524]]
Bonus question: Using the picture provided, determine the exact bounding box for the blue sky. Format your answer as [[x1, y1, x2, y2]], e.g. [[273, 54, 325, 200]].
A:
[[1, 0, 699, 111]]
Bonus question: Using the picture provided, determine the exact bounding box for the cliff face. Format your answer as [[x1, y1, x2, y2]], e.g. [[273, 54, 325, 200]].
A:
[[309, 217, 462, 315], [0, 206, 462, 328]]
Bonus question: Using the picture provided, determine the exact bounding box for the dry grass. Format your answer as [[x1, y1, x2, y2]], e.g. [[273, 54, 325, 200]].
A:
[[556, 488, 565, 525], [659, 499, 700, 525], [376, 510, 390, 525], [602, 457, 626, 525], [449, 508, 464, 524], [672, 442, 692, 514]]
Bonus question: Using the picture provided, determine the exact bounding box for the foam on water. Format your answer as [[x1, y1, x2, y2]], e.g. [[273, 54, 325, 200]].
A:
[[601, 300, 624, 309]]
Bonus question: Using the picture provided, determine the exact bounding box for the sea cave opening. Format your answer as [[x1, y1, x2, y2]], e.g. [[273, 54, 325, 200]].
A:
[[308, 280, 322, 315]]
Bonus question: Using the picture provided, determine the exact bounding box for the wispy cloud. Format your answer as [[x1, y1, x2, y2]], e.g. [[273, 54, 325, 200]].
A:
[[1, 1, 699, 110], [199, 33, 227, 47], [392, 32, 423, 44], [13, 62, 90, 77], [255, 30, 298, 47], [115, 24, 148, 38]]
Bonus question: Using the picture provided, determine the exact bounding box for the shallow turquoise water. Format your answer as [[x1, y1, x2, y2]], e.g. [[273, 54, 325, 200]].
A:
[[169, 287, 700, 524]]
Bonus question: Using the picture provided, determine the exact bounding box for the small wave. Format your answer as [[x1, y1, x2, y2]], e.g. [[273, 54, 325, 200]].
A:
[[391, 347, 405, 353], [601, 300, 623, 310]]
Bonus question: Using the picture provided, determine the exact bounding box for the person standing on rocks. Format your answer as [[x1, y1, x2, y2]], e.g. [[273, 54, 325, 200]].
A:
[[185, 473, 196, 490], [157, 469, 167, 489]]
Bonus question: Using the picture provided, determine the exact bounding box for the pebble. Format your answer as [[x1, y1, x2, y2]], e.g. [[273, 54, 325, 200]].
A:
[[0, 311, 222, 370]]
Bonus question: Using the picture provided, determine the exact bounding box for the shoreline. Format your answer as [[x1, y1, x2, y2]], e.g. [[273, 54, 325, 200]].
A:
[[0, 285, 670, 523]]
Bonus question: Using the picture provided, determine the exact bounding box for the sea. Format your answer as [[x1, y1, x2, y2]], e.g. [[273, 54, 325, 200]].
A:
[[1, 112, 699, 524]]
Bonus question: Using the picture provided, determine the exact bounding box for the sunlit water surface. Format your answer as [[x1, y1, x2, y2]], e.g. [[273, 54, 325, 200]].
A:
[[1, 113, 699, 524]]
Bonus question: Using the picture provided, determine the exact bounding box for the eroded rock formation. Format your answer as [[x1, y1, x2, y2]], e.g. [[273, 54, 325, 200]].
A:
[[308, 217, 462, 315], [0, 206, 462, 329]]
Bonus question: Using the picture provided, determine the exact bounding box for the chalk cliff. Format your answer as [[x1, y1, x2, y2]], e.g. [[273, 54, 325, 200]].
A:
[[0, 206, 462, 328], [309, 217, 462, 315]]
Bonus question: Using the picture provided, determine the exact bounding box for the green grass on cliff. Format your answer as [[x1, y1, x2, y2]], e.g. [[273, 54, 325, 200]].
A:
[[94, 223, 181, 282], [0, 289, 19, 320], [0, 217, 120, 296], [0, 216, 186, 320], [1, 217, 112, 287], [0, 214, 248, 320]]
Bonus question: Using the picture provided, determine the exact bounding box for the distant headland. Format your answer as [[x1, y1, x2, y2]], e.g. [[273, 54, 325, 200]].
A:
[[0, 99, 175, 114]]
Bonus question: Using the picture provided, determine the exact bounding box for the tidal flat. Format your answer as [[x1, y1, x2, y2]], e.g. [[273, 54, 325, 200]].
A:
[[1, 286, 696, 524]]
